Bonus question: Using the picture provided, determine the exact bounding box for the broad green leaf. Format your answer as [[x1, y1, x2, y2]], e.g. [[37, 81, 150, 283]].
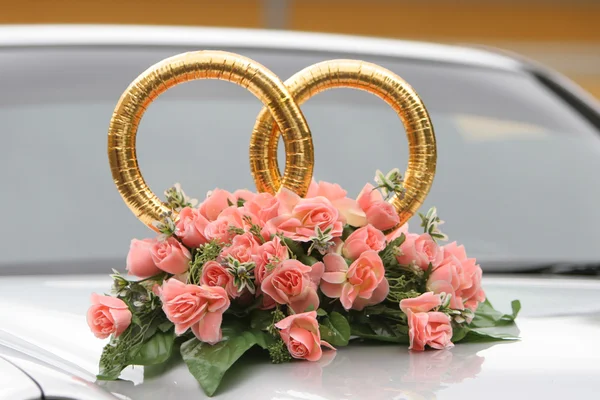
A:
[[471, 299, 520, 329], [461, 328, 520, 343], [451, 324, 469, 342], [319, 312, 351, 346], [511, 300, 521, 318], [143, 343, 182, 379], [158, 320, 173, 333], [180, 330, 263, 397], [316, 308, 328, 317], [250, 309, 272, 331], [130, 331, 175, 366], [351, 322, 409, 344], [252, 329, 275, 350]]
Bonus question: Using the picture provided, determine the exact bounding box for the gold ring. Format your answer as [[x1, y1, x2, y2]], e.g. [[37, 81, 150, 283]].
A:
[[108, 51, 314, 231], [249, 60, 437, 231]]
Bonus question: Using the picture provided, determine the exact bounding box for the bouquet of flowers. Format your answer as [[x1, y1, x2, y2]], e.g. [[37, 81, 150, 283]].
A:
[[88, 171, 519, 396]]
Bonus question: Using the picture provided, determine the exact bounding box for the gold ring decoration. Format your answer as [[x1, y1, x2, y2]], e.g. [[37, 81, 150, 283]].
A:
[[108, 51, 314, 231], [249, 60, 437, 231]]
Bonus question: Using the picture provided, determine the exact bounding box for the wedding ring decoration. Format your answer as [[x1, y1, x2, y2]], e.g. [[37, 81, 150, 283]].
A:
[[108, 51, 314, 231], [97, 53, 517, 394], [108, 52, 436, 232], [250, 60, 437, 231]]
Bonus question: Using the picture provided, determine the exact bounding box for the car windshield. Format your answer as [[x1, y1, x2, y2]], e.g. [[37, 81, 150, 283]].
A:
[[2, 46, 600, 270]]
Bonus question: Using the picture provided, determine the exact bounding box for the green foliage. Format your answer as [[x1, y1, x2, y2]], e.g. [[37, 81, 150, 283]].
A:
[[267, 339, 293, 364], [470, 299, 521, 329], [378, 233, 405, 266], [97, 277, 172, 380], [418, 206, 448, 242], [453, 299, 521, 343], [188, 240, 223, 284], [281, 237, 319, 265], [164, 183, 197, 211], [130, 330, 175, 366], [319, 312, 351, 346], [350, 320, 409, 344], [180, 327, 271, 397]]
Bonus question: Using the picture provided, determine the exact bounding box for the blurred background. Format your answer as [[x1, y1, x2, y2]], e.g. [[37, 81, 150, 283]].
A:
[[2, 0, 598, 98], [2, 0, 600, 269]]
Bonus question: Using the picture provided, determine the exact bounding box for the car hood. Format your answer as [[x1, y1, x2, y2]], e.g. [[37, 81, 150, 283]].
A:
[[0, 274, 598, 400]]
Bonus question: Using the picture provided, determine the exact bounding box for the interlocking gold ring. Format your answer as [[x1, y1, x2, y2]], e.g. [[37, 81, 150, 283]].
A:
[[249, 60, 437, 232], [108, 51, 314, 231]]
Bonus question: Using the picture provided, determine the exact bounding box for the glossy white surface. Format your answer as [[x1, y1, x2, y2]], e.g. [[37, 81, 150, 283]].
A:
[[0, 356, 41, 400], [0, 274, 599, 399], [0, 25, 523, 71]]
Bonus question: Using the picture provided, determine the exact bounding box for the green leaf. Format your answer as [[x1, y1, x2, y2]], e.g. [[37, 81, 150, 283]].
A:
[[250, 309, 272, 331], [461, 328, 520, 343], [350, 322, 409, 344], [341, 225, 357, 240], [364, 304, 406, 321], [143, 342, 182, 379], [158, 320, 173, 333], [130, 331, 175, 366], [319, 312, 351, 346], [511, 299, 522, 318], [282, 237, 318, 265], [180, 330, 263, 397], [451, 324, 469, 342], [471, 299, 521, 329], [316, 308, 328, 317], [252, 330, 275, 350]]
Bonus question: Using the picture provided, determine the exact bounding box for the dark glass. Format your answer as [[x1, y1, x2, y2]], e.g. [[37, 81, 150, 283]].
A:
[[2, 46, 600, 268]]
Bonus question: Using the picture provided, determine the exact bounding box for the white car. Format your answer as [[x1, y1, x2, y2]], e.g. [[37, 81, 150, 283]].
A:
[[1, 25, 600, 400]]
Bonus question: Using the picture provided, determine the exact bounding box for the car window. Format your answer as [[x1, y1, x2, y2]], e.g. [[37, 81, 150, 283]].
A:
[[1, 46, 600, 267]]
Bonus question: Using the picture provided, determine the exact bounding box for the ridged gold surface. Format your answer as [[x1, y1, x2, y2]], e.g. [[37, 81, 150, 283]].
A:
[[249, 60, 437, 231], [108, 51, 314, 231]]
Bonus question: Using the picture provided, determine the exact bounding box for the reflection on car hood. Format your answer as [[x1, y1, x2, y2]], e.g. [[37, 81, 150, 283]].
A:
[[0, 274, 598, 400]]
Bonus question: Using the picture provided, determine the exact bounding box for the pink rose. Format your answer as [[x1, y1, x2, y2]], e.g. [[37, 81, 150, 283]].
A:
[[275, 311, 335, 361], [400, 292, 442, 313], [357, 183, 382, 211], [204, 207, 247, 244], [157, 279, 230, 344], [356, 183, 399, 231], [396, 233, 444, 270], [150, 237, 191, 275], [366, 201, 400, 231], [126, 238, 161, 278], [386, 222, 409, 242], [233, 189, 256, 203], [199, 189, 235, 221], [321, 251, 389, 311], [87, 293, 132, 339], [253, 236, 289, 284], [343, 224, 386, 260], [265, 215, 303, 240], [200, 260, 239, 298], [306, 180, 367, 227], [220, 232, 259, 264], [439, 242, 485, 311], [406, 310, 453, 351], [261, 259, 323, 313], [293, 197, 343, 240], [267, 188, 344, 241], [427, 253, 463, 309], [243, 192, 280, 225], [270, 197, 344, 242], [175, 207, 209, 248]]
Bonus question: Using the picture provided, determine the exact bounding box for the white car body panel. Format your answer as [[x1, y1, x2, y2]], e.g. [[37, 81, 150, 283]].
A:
[[0, 24, 523, 72], [1, 275, 598, 400]]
